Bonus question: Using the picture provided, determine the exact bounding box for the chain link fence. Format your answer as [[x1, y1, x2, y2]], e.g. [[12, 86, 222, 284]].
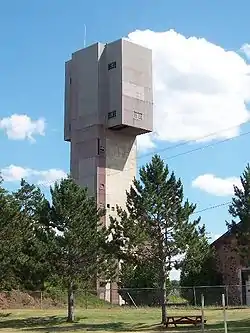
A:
[[118, 285, 247, 308], [0, 285, 248, 309]]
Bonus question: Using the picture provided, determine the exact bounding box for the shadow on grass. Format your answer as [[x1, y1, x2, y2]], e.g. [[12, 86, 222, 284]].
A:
[[29, 323, 171, 332], [0, 313, 11, 318], [208, 318, 250, 332], [0, 316, 70, 330], [0, 317, 163, 332], [0, 316, 249, 332]]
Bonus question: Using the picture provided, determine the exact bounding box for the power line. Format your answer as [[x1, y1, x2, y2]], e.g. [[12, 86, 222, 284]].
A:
[[38, 127, 250, 187], [166, 129, 250, 161], [193, 202, 231, 215], [7, 122, 249, 190], [106, 128, 250, 178], [34, 183, 233, 216], [26, 123, 248, 218], [138, 121, 249, 161], [38, 177, 232, 216]]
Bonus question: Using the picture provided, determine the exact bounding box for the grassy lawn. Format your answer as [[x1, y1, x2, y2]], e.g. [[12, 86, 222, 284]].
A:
[[0, 307, 249, 332]]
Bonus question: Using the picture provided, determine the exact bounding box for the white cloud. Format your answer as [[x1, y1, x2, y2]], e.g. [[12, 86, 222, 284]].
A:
[[0, 114, 45, 142], [192, 174, 242, 196], [1, 165, 66, 187], [128, 29, 250, 150], [36, 169, 67, 187], [137, 133, 156, 152], [1, 165, 31, 181], [170, 268, 180, 281], [209, 233, 223, 243], [170, 253, 185, 281], [240, 43, 250, 59]]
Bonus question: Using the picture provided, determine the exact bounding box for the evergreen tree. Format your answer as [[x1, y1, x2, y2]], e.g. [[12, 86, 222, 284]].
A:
[[13, 179, 54, 290], [227, 164, 250, 266], [0, 177, 23, 288], [118, 260, 162, 306], [180, 230, 215, 286], [50, 176, 112, 322], [120, 261, 160, 289], [180, 230, 222, 304], [107, 155, 201, 324]]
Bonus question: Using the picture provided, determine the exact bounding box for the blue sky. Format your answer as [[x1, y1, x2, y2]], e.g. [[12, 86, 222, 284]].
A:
[[1, 0, 250, 246]]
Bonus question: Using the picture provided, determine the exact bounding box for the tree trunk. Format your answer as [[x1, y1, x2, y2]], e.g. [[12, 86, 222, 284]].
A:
[[160, 272, 167, 325], [67, 281, 74, 322]]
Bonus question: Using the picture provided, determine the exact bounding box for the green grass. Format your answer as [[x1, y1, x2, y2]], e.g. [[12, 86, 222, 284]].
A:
[[167, 295, 188, 304], [0, 307, 250, 332]]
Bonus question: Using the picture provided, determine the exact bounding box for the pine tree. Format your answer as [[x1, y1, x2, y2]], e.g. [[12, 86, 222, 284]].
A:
[[13, 179, 54, 290], [180, 229, 222, 304], [227, 164, 250, 266], [0, 177, 23, 288], [180, 228, 216, 286], [119, 260, 162, 306], [108, 155, 201, 324], [120, 261, 160, 289], [50, 176, 112, 322]]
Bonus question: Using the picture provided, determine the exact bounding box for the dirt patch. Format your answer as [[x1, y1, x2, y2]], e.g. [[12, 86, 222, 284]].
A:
[[0, 291, 64, 309]]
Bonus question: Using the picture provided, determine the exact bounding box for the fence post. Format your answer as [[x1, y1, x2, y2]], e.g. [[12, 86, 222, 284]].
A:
[[226, 285, 229, 308], [85, 289, 88, 309], [127, 291, 138, 308], [40, 291, 43, 310], [222, 294, 228, 333], [201, 294, 205, 333], [110, 283, 113, 305], [193, 287, 197, 307]]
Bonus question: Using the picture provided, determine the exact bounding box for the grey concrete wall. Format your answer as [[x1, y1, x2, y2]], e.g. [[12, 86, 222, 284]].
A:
[[105, 40, 123, 129], [105, 130, 137, 228], [71, 43, 100, 127], [67, 43, 105, 196], [64, 60, 71, 141], [65, 38, 153, 204], [65, 37, 153, 211], [121, 39, 153, 133]]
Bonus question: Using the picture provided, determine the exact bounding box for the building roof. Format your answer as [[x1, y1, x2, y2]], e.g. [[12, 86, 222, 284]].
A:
[[211, 222, 242, 247], [210, 229, 231, 247]]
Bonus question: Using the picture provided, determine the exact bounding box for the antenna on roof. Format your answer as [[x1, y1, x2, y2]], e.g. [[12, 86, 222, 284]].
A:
[[84, 24, 87, 48]]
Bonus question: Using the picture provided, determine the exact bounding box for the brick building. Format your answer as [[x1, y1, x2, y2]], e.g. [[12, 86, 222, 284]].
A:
[[212, 231, 250, 306]]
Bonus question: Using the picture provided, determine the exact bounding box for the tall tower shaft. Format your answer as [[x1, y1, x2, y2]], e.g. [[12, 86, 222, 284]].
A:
[[64, 38, 153, 303]]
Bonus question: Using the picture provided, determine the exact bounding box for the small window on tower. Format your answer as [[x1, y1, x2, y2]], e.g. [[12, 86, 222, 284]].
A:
[[97, 138, 105, 155], [107, 204, 110, 208], [108, 110, 117, 119], [108, 61, 116, 70], [133, 111, 143, 120], [99, 146, 105, 153]]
